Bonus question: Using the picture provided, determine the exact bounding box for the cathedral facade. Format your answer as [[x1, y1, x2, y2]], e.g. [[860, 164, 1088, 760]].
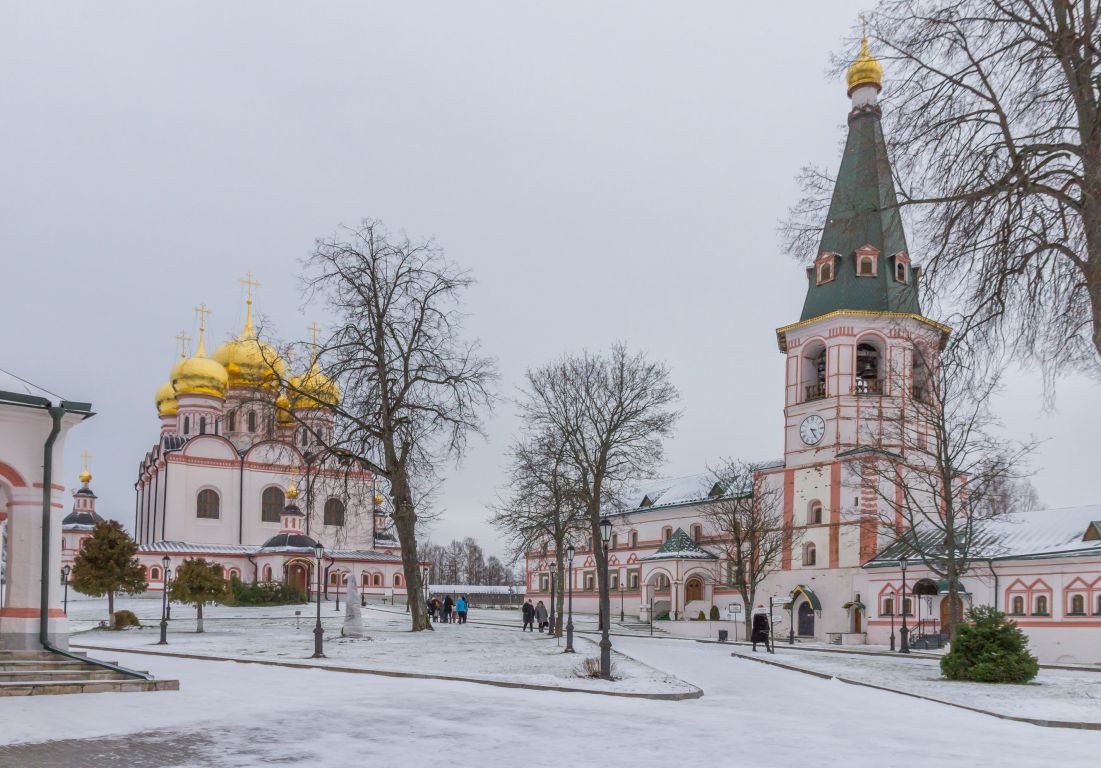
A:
[[524, 40, 1101, 664]]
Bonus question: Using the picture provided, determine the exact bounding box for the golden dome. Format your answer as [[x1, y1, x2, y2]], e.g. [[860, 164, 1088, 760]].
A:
[[275, 392, 294, 426], [212, 298, 287, 389], [847, 35, 883, 94], [291, 360, 340, 410], [171, 326, 229, 398], [373, 493, 384, 507], [155, 380, 179, 417], [79, 468, 92, 484], [287, 481, 299, 500]]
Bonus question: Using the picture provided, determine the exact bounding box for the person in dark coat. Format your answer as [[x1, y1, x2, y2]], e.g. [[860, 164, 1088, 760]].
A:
[[443, 595, 454, 624], [751, 605, 771, 652], [521, 599, 536, 632], [427, 596, 437, 622], [534, 600, 549, 632]]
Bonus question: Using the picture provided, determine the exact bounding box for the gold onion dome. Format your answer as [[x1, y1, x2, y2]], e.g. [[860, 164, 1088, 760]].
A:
[[846, 35, 883, 94], [212, 299, 286, 389], [287, 481, 299, 500], [275, 392, 294, 426], [155, 380, 179, 417], [79, 468, 92, 484], [171, 328, 229, 398], [291, 360, 340, 410]]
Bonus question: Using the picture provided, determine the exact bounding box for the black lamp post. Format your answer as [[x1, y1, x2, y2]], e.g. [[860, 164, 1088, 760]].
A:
[[899, 558, 910, 654], [619, 578, 625, 623], [335, 573, 340, 612], [312, 543, 325, 658], [598, 517, 613, 679], [565, 544, 575, 653], [61, 564, 71, 614], [158, 555, 171, 645], [889, 592, 896, 652], [549, 561, 557, 635]]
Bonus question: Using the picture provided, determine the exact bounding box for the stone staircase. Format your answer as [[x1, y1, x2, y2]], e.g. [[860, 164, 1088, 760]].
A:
[[0, 650, 179, 696]]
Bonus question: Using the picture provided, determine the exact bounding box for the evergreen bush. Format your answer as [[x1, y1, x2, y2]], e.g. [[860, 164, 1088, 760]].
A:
[[709, 605, 720, 620], [696, 610, 706, 621], [229, 576, 306, 606], [111, 609, 140, 629], [940, 606, 1039, 684]]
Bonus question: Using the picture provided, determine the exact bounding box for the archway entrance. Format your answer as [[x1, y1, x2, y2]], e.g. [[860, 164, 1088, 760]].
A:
[[797, 601, 815, 637], [685, 577, 704, 604], [287, 562, 309, 597]]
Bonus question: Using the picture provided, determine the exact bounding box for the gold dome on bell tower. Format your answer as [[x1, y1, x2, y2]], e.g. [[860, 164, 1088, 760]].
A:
[[846, 34, 883, 95], [212, 273, 287, 389], [171, 304, 229, 398]]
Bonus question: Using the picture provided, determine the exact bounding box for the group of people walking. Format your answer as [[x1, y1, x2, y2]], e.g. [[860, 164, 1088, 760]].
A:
[[427, 594, 468, 624], [521, 599, 551, 632]]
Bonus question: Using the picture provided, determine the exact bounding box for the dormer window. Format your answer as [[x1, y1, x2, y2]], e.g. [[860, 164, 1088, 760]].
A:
[[895, 261, 907, 283], [855, 245, 879, 277], [815, 252, 838, 285]]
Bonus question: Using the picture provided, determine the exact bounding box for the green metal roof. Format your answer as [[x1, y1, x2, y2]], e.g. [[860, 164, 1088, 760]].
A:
[[800, 105, 922, 322]]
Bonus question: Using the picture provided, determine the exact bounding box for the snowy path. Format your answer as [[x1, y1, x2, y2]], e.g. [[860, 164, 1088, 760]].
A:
[[2, 636, 1099, 767]]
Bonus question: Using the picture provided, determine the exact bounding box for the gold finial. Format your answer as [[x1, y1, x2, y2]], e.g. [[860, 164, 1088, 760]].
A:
[[846, 22, 883, 95], [175, 330, 192, 359], [239, 272, 261, 335], [193, 303, 213, 356], [79, 451, 92, 484], [287, 465, 300, 499], [307, 322, 322, 363]]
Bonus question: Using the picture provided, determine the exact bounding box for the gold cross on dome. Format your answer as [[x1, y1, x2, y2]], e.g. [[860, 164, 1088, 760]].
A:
[[175, 330, 192, 358], [307, 322, 322, 351], [80, 450, 92, 472], [239, 272, 261, 302], [193, 303, 212, 333]]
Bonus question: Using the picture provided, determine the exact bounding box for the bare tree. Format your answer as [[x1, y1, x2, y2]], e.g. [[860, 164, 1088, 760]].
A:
[[520, 345, 680, 676], [289, 219, 497, 631], [789, 1, 1101, 380], [701, 460, 795, 642], [851, 336, 1037, 639], [490, 429, 587, 637]]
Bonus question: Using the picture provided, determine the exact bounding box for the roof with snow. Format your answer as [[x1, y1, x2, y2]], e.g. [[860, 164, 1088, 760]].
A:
[[606, 465, 783, 518], [139, 541, 402, 562], [427, 584, 525, 595], [639, 528, 718, 562], [865, 505, 1101, 566], [62, 510, 105, 530]]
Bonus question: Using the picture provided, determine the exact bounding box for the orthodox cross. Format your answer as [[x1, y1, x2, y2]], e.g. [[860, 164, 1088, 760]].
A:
[[80, 450, 92, 473], [239, 272, 261, 302], [193, 303, 212, 334], [175, 330, 192, 358], [307, 322, 322, 359]]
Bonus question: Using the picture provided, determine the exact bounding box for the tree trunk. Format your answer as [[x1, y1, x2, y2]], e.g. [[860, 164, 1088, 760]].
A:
[[390, 470, 430, 631], [554, 551, 565, 638], [741, 586, 755, 645], [107, 591, 115, 630], [196, 602, 204, 633]]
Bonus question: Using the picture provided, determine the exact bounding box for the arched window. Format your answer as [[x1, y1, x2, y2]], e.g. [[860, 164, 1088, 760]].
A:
[[1070, 594, 1086, 615], [228, 413, 236, 432], [372, 573, 382, 586], [858, 255, 875, 276], [261, 487, 285, 523], [882, 596, 894, 616], [818, 261, 833, 284], [895, 261, 907, 283], [902, 597, 912, 616], [855, 343, 881, 394], [629, 530, 638, 548], [662, 526, 673, 543], [329, 572, 341, 586], [394, 573, 403, 587], [1097, 594, 1101, 616], [197, 489, 220, 519], [611, 533, 619, 550], [1034, 595, 1048, 615], [199, 416, 207, 434], [262, 565, 273, 582], [808, 502, 823, 525], [691, 524, 703, 543], [183, 415, 191, 434], [227, 568, 240, 581], [150, 566, 162, 581], [361, 572, 370, 586], [1011, 595, 1025, 615], [299, 429, 308, 446], [247, 411, 256, 432], [324, 499, 346, 527], [802, 543, 816, 566], [804, 344, 827, 401]]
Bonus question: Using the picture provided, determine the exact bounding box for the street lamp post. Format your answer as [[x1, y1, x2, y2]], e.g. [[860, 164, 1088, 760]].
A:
[[565, 544, 575, 653], [549, 561, 557, 635], [61, 564, 71, 615], [899, 558, 910, 654], [619, 579, 625, 623], [313, 543, 325, 658], [158, 555, 171, 645], [889, 594, 896, 652], [598, 517, 613, 679]]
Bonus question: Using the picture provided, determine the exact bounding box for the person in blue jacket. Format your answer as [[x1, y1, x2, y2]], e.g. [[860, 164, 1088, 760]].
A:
[[456, 595, 468, 624]]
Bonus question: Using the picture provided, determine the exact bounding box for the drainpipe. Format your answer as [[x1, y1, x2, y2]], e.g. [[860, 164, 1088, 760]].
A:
[[160, 453, 172, 541], [238, 451, 246, 545], [247, 554, 259, 584], [986, 558, 998, 611]]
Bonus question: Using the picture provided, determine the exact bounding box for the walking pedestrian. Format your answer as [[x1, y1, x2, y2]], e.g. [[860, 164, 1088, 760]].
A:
[[427, 596, 436, 622], [443, 595, 454, 624], [456, 595, 468, 624], [521, 599, 535, 632], [534, 600, 549, 633], [751, 604, 772, 653]]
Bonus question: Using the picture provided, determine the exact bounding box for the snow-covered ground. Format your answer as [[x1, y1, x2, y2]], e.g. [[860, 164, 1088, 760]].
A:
[[731, 645, 1101, 724], [64, 596, 695, 695], [3, 634, 1100, 767]]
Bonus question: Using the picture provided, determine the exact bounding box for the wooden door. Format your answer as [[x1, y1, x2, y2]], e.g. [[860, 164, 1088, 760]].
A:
[[797, 602, 815, 636], [853, 608, 862, 633], [685, 578, 703, 603]]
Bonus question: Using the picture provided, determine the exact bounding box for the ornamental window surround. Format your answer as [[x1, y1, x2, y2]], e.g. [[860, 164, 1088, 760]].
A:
[[815, 252, 838, 286], [1070, 594, 1086, 615], [808, 501, 823, 525], [881, 596, 894, 616], [1034, 594, 1049, 616], [261, 487, 284, 523], [802, 542, 816, 567], [1011, 595, 1025, 615], [196, 488, 220, 519]]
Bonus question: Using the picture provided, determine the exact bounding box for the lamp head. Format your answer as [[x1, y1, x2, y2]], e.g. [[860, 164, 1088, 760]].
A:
[[314, 543, 324, 560], [566, 544, 575, 564], [62, 564, 71, 576], [549, 561, 557, 573], [162, 555, 171, 569], [599, 517, 612, 546]]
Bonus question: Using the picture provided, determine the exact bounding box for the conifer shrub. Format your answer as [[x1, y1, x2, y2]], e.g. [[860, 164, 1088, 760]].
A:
[[709, 605, 720, 620], [940, 606, 1039, 684], [111, 609, 140, 629], [228, 576, 306, 606], [71, 521, 148, 629], [696, 610, 706, 621]]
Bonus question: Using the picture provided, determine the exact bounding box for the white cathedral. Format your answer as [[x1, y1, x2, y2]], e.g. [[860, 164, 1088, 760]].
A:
[[65, 284, 411, 601]]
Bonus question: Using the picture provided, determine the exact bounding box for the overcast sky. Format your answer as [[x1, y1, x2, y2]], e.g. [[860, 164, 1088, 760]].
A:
[[4, 2, 1099, 558]]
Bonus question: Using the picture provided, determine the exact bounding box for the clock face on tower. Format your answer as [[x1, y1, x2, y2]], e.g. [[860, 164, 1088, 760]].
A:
[[799, 414, 825, 445]]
